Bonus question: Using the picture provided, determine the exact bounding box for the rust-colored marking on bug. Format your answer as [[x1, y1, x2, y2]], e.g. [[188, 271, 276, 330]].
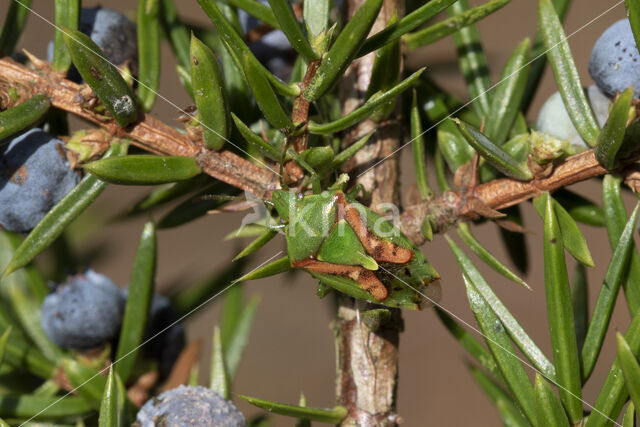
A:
[[294, 259, 389, 301], [336, 192, 413, 265]]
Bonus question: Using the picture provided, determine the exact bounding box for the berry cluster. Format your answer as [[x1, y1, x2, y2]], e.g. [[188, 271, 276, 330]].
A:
[[41, 270, 186, 379], [536, 19, 640, 147]]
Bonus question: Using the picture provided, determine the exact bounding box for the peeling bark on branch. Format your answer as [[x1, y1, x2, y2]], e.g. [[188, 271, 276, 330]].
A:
[[333, 1, 404, 425], [0, 57, 278, 198], [399, 149, 615, 245], [0, 58, 632, 248]]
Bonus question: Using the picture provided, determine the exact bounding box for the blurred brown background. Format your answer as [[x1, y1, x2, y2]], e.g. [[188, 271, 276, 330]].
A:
[[6, 0, 638, 425]]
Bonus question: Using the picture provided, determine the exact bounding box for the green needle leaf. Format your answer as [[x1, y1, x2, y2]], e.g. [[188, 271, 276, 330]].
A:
[[303, 0, 383, 102], [625, 0, 640, 48], [267, 0, 317, 61], [533, 195, 594, 267], [433, 148, 450, 193], [0, 234, 62, 362], [436, 309, 504, 382], [437, 127, 475, 173], [121, 175, 211, 217], [410, 90, 433, 200], [239, 395, 348, 423], [0, 94, 51, 143], [52, 0, 79, 73], [595, 86, 634, 169], [617, 332, 640, 412], [478, 133, 529, 182], [623, 402, 635, 427], [499, 206, 528, 274], [137, 0, 162, 112], [521, 0, 571, 112], [197, 0, 299, 97], [403, 0, 511, 51], [303, 0, 329, 37], [603, 175, 640, 314], [541, 192, 583, 423], [554, 189, 605, 227], [236, 256, 292, 282], [226, 0, 279, 29], [233, 230, 277, 261], [85, 155, 202, 185], [331, 131, 374, 169], [534, 374, 571, 427], [581, 202, 640, 382], [417, 82, 474, 171], [584, 306, 640, 427], [0, 0, 31, 57], [210, 326, 229, 399], [243, 52, 293, 130], [485, 38, 531, 144], [115, 221, 156, 382], [446, 0, 493, 117], [0, 394, 92, 419], [62, 358, 107, 407], [456, 119, 532, 180], [99, 366, 126, 427], [365, 12, 402, 122], [160, 0, 191, 69], [448, 236, 555, 380], [62, 27, 139, 127], [462, 274, 537, 424], [308, 68, 425, 134], [232, 113, 283, 161], [0, 326, 11, 366], [3, 142, 127, 277], [572, 264, 589, 355], [358, 0, 458, 57], [456, 223, 529, 288], [469, 365, 528, 426], [224, 294, 259, 379], [538, 0, 600, 146], [0, 319, 54, 378], [157, 183, 237, 229], [190, 33, 230, 150]]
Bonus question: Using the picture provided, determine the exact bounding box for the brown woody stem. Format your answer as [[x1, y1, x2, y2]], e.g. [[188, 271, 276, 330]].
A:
[[398, 149, 625, 245], [332, 1, 405, 425], [0, 57, 278, 198], [0, 57, 629, 243]]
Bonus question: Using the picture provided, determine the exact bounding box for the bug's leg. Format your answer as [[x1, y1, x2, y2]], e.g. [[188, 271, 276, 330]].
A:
[[294, 259, 388, 301], [336, 192, 413, 264]]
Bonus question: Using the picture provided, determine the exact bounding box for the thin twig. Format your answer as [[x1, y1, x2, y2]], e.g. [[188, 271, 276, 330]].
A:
[[0, 57, 278, 197]]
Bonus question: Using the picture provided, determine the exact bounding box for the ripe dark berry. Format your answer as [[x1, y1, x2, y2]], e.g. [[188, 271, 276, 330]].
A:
[[120, 291, 185, 380], [41, 270, 124, 350], [589, 19, 640, 99], [0, 128, 80, 233], [135, 385, 246, 427]]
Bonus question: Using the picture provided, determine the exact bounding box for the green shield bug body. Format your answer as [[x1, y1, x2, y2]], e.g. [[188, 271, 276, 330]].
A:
[[272, 189, 440, 310]]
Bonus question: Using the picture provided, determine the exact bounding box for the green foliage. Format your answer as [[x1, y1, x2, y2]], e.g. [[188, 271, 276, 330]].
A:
[[538, 0, 600, 146], [190, 33, 230, 149], [0, 94, 50, 143], [63, 28, 139, 127], [239, 395, 348, 423], [114, 221, 157, 382], [137, 0, 161, 112]]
